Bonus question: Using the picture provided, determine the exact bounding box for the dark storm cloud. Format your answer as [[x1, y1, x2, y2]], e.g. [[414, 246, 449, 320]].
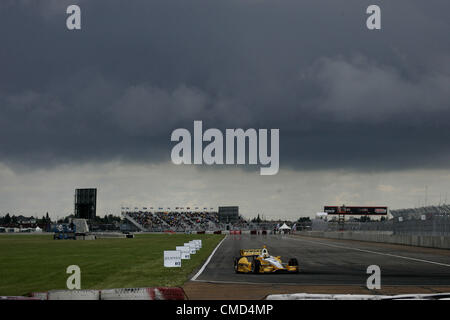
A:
[[0, 0, 449, 171]]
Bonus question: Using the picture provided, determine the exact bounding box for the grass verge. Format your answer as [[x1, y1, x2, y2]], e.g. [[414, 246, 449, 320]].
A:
[[0, 233, 224, 296]]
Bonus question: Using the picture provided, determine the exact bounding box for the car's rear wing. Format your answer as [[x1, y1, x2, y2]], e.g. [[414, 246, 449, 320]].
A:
[[240, 249, 262, 256]]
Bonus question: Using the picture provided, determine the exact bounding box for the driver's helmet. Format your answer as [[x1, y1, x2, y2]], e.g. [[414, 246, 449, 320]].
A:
[[261, 246, 269, 257]]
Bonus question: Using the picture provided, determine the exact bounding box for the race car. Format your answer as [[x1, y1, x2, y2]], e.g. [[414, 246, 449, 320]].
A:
[[234, 245, 299, 274]]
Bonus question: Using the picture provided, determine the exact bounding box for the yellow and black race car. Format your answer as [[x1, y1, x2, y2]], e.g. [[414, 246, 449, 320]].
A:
[[234, 246, 299, 274]]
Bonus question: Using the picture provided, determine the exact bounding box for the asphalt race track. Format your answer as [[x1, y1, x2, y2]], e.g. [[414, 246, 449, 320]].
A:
[[193, 234, 450, 286]]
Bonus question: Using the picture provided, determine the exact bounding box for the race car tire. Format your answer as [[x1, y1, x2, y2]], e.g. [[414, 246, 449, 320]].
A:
[[288, 258, 298, 266], [234, 257, 240, 273], [252, 260, 261, 274]]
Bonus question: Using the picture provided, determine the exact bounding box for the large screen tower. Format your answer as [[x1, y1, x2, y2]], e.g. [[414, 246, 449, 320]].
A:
[[218, 206, 239, 223], [74, 188, 97, 220]]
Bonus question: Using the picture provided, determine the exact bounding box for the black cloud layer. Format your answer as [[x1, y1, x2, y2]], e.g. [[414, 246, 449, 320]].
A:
[[0, 0, 449, 171]]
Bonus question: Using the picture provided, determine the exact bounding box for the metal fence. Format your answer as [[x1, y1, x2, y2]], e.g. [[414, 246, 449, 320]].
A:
[[312, 216, 450, 236]]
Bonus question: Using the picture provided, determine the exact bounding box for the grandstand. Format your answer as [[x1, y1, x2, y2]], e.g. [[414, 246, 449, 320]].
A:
[[312, 204, 450, 236], [121, 209, 252, 232], [390, 204, 450, 220]]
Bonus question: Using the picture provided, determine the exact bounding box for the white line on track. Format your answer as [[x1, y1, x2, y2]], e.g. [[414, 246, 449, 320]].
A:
[[191, 235, 228, 281], [290, 236, 450, 267]]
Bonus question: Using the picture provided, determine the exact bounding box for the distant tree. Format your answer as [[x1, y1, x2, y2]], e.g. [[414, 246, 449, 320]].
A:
[[4, 213, 11, 225], [251, 214, 261, 223], [360, 216, 371, 222], [61, 214, 75, 223]]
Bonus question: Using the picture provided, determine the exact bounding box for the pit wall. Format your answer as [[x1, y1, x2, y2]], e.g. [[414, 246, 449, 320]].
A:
[[295, 231, 450, 250]]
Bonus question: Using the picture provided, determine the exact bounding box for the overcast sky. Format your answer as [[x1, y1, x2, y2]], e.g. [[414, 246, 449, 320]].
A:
[[0, 0, 449, 220]]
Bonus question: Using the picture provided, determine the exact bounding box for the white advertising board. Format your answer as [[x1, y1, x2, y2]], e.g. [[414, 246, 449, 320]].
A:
[[190, 240, 200, 250], [164, 250, 181, 267], [184, 242, 196, 254], [193, 239, 202, 248], [176, 246, 191, 259]]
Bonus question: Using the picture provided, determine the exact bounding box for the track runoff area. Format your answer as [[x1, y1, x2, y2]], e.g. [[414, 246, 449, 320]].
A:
[[184, 233, 450, 299]]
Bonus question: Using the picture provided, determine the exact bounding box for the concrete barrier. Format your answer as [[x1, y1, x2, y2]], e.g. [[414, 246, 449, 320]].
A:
[[296, 231, 450, 249], [26, 287, 186, 300], [0, 296, 40, 300], [91, 232, 126, 239], [156, 287, 187, 300], [100, 287, 186, 300], [48, 289, 100, 300], [30, 292, 48, 300], [266, 293, 450, 300], [75, 235, 96, 240]]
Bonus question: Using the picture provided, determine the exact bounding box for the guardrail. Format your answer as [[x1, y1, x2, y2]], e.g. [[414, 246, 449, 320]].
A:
[[296, 231, 450, 249]]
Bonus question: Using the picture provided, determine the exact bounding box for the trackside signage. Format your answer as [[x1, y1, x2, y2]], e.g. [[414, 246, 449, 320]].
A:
[[194, 239, 202, 248], [324, 206, 388, 215], [164, 250, 182, 267], [190, 240, 201, 250], [184, 242, 197, 254], [176, 246, 191, 259]]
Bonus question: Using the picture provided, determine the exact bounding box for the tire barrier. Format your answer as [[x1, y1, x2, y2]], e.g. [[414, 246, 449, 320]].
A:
[[230, 230, 242, 235], [213, 230, 222, 234]]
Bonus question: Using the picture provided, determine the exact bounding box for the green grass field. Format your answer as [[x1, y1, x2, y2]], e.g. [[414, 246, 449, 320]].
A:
[[0, 233, 224, 296]]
